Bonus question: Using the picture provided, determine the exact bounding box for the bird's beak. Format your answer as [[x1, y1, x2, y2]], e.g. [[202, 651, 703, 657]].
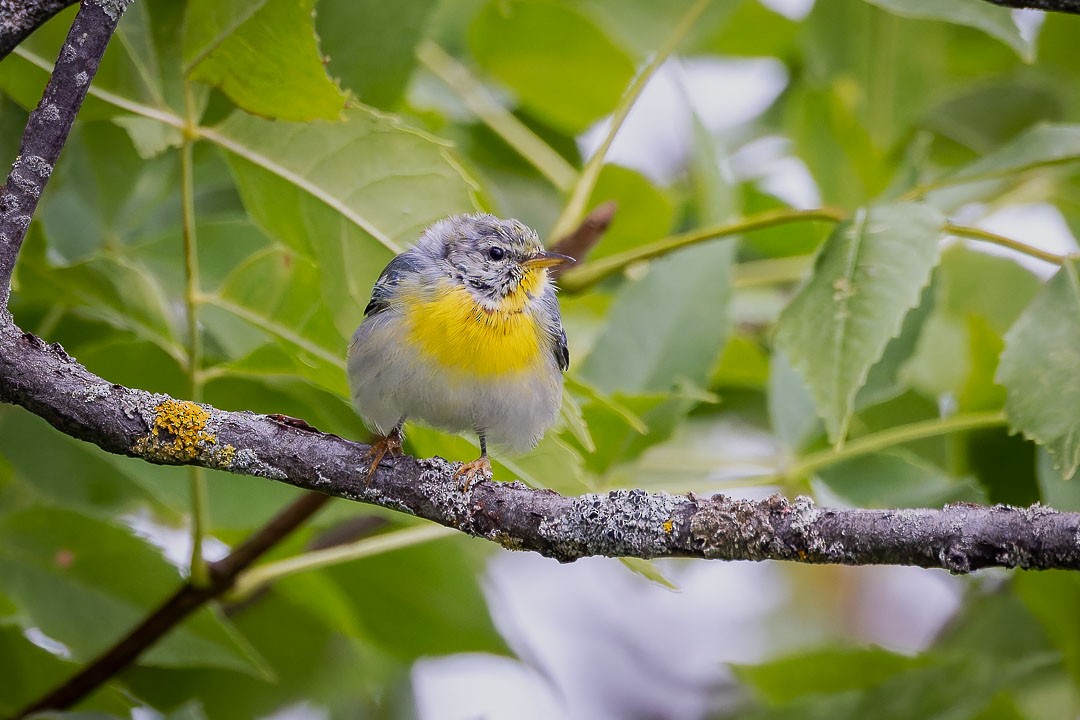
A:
[[523, 250, 575, 269]]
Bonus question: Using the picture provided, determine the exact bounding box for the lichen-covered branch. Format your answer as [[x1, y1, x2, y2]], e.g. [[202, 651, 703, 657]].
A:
[[0, 0, 78, 60], [983, 0, 1080, 11], [2, 319, 1079, 572], [0, 0, 128, 303]]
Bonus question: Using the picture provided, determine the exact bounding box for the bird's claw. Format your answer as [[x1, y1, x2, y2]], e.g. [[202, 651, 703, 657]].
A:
[[453, 456, 492, 491], [361, 432, 403, 486]]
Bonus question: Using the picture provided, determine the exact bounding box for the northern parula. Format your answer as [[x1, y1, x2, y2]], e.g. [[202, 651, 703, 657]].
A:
[[347, 213, 574, 486]]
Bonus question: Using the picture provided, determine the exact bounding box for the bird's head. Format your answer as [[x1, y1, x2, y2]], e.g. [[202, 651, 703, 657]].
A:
[[420, 214, 574, 308]]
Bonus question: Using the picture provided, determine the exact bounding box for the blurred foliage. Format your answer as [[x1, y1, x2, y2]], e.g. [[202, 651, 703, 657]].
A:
[[2, 0, 1080, 717]]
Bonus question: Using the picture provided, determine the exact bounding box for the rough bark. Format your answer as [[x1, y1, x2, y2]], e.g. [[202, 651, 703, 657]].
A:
[[2, 317, 1079, 572], [0, 0, 127, 302], [0, 0, 78, 60]]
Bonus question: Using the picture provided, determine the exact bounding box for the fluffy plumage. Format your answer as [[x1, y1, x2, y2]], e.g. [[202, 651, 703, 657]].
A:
[[347, 214, 570, 454]]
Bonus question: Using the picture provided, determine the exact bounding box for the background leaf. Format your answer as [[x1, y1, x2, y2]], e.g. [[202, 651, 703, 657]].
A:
[[997, 260, 1080, 480], [184, 0, 347, 121], [775, 203, 944, 442]]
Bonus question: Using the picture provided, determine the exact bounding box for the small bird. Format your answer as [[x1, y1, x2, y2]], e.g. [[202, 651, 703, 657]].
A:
[[347, 213, 573, 487]]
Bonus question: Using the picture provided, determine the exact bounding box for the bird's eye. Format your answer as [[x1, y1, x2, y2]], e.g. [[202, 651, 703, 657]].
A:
[[488, 246, 505, 261]]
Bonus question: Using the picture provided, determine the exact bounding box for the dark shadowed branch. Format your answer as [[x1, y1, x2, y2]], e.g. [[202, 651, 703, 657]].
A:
[[12, 492, 330, 718], [984, 0, 1080, 10], [0, 0, 78, 60], [0, 0, 123, 302]]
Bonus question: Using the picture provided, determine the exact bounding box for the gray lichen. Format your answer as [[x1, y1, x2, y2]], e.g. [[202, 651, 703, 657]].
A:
[[417, 456, 478, 531], [39, 103, 61, 122], [231, 447, 286, 481], [78, 382, 111, 402], [90, 0, 134, 21], [538, 488, 692, 562]]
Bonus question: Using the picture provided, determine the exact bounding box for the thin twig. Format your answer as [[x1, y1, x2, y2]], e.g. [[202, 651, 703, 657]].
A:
[[13, 491, 331, 718], [416, 40, 578, 193], [549, 200, 617, 275], [0, 0, 131, 305], [548, 0, 712, 242], [945, 223, 1070, 265], [559, 207, 846, 293]]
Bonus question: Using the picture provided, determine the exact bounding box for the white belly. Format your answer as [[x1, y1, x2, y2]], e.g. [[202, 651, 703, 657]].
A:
[[347, 312, 562, 453]]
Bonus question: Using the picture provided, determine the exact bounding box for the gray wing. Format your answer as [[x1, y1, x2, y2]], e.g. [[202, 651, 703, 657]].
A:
[[555, 326, 569, 371], [537, 285, 569, 371], [364, 251, 421, 317]]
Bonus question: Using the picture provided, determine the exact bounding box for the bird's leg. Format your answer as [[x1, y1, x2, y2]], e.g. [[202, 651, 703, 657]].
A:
[[361, 420, 404, 486], [454, 432, 493, 491]]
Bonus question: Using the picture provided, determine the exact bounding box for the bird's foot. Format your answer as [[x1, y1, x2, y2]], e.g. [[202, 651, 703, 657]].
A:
[[361, 431, 403, 486], [453, 455, 492, 491]]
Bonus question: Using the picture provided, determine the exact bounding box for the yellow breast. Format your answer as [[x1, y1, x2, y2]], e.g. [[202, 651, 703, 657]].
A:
[[404, 273, 547, 377]]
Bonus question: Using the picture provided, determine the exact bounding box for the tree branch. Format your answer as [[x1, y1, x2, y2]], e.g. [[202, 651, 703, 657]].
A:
[[0, 0, 78, 60], [13, 491, 330, 718], [983, 0, 1080, 11], [0, 0, 126, 303], [1, 320, 1078, 572]]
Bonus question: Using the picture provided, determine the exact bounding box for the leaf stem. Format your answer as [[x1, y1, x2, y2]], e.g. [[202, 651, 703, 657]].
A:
[[944, 222, 1070, 265], [416, 40, 578, 193], [786, 411, 1007, 479], [560, 207, 845, 292], [230, 524, 455, 601], [900, 154, 1080, 200], [549, 0, 713, 242], [181, 84, 209, 587]]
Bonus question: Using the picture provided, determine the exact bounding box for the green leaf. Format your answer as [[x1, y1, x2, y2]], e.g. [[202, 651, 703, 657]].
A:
[[211, 108, 480, 338], [1014, 571, 1080, 686], [0, 508, 269, 676], [922, 80, 1066, 155], [208, 247, 346, 389], [734, 645, 921, 704], [947, 123, 1080, 184], [17, 243, 185, 364], [1036, 448, 1080, 511], [0, 408, 177, 520], [584, 164, 675, 261], [775, 203, 944, 443], [0, 625, 130, 716], [581, 242, 734, 394], [863, 0, 1034, 62], [854, 280, 935, 409], [317, 0, 439, 108], [814, 451, 984, 509], [468, 0, 637, 134], [324, 536, 506, 660], [768, 350, 822, 452], [618, 557, 677, 590], [584, 390, 702, 479], [997, 260, 1080, 480], [184, 0, 347, 121]]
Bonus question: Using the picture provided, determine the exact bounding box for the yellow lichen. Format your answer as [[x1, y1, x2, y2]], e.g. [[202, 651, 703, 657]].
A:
[[134, 399, 216, 462], [216, 443, 236, 466], [662, 519, 674, 534]]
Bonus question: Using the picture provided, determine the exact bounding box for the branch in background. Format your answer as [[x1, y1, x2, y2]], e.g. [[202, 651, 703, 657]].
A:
[[549, 200, 617, 277], [13, 492, 329, 718], [0, 0, 77, 60], [983, 0, 1080, 11], [2, 321, 1079, 574], [0, 0, 125, 303]]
